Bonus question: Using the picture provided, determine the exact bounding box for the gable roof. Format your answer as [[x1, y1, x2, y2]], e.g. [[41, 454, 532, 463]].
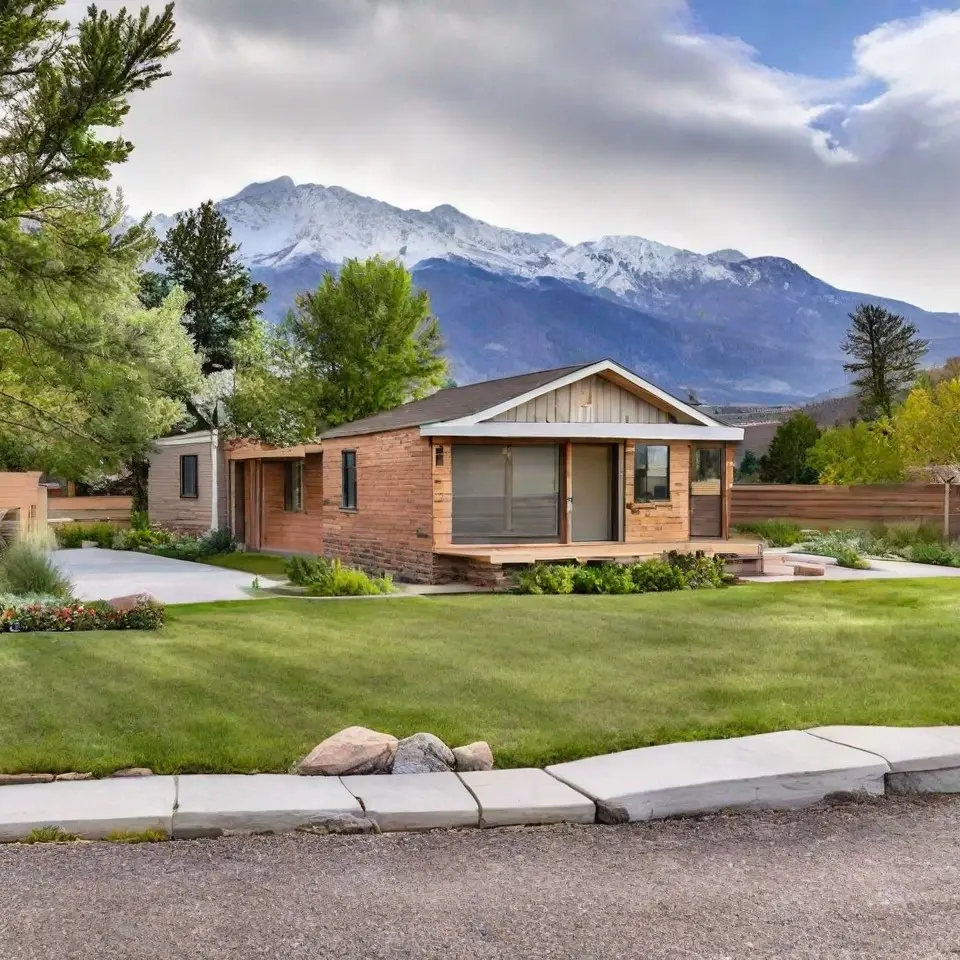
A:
[[319, 363, 592, 439], [321, 359, 728, 439]]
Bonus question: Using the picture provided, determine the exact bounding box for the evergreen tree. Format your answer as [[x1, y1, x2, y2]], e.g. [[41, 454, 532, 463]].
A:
[[841, 304, 929, 420], [737, 450, 759, 480], [758, 413, 821, 484], [0, 2, 201, 476], [158, 201, 268, 373], [138, 271, 173, 309]]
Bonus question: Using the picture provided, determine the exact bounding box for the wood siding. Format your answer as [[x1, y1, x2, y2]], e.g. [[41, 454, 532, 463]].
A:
[[731, 484, 960, 536], [0, 471, 46, 538], [487, 375, 671, 424], [48, 496, 132, 525], [623, 440, 691, 541], [148, 439, 217, 533]]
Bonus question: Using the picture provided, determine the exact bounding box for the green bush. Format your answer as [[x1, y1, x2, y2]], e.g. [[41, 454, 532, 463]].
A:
[[0, 540, 74, 598], [129, 510, 151, 532], [515, 554, 732, 595], [900, 542, 960, 567], [0, 597, 165, 633], [284, 555, 392, 596], [198, 528, 236, 556], [55, 522, 120, 549], [834, 546, 870, 570], [734, 520, 804, 547]]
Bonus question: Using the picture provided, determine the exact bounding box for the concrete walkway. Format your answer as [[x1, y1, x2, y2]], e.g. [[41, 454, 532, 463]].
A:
[[3, 798, 958, 959], [744, 550, 960, 583], [0, 727, 958, 842], [54, 549, 257, 605]]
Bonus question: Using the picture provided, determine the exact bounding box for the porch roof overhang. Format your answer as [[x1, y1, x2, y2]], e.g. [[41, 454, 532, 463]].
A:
[[419, 422, 745, 442], [228, 443, 323, 461]]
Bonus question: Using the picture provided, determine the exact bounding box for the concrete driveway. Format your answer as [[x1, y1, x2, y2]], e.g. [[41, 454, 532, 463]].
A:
[[54, 549, 257, 605]]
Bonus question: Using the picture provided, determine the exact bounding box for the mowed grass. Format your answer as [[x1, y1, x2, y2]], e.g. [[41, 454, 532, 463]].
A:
[[201, 553, 289, 579], [2, 580, 960, 775]]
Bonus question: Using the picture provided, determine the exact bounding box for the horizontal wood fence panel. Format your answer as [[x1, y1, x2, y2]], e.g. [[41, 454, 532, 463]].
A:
[[731, 484, 960, 535], [47, 496, 132, 525]]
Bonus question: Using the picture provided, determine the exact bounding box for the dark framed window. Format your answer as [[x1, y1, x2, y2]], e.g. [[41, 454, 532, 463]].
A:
[[283, 461, 304, 512], [179, 454, 198, 499], [634, 444, 670, 501], [341, 450, 357, 510]]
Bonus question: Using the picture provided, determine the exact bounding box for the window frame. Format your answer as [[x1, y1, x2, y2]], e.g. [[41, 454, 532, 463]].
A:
[[633, 444, 671, 502], [283, 460, 305, 513], [341, 450, 358, 510], [179, 454, 199, 500]]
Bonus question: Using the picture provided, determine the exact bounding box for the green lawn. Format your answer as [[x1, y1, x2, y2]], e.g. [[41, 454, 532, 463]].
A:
[[201, 552, 289, 579], [2, 581, 960, 775]]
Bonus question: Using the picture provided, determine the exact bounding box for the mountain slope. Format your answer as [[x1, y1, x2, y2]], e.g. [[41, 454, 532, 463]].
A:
[[151, 178, 960, 402]]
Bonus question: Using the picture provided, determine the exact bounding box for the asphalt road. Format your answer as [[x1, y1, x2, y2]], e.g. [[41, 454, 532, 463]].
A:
[[3, 796, 960, 959]]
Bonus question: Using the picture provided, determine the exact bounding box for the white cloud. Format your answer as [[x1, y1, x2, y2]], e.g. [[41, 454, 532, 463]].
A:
[[92, 0, 960, 311]]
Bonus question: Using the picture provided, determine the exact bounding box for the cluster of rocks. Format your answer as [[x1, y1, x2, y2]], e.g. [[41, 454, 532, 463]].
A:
[[297, 726, 494, 776]]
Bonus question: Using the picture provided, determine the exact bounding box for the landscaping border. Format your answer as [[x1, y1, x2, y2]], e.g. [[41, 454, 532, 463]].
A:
[[1, 726, 958, 842]]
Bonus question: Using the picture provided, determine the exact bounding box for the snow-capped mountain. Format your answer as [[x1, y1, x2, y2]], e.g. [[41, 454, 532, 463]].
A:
[[149, 177, 960, 402]]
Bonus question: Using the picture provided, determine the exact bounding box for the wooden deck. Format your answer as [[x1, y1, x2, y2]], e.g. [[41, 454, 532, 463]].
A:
[[435, 539, 762, 566]]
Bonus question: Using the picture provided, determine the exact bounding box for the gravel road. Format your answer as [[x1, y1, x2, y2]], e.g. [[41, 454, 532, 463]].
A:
[[2, 795, 960, 959]]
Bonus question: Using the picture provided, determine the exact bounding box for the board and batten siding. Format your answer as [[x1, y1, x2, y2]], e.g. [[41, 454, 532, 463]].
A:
[[486, 374, 671, 424]]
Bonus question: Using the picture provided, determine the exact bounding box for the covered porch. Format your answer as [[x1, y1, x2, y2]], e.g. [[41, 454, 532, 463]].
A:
[[435, 539, 763, 569]]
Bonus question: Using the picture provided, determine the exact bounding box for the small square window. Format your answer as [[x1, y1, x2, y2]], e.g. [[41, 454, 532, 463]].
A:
[[341, 450, 357, 510], [180, 455, 198, 499], [435, 445, 445, 467], [283, 461, 304, 512]]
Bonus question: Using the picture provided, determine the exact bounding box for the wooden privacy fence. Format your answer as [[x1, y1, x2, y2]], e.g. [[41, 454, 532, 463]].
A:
[[47, 495, 132, 526], [731, 484, 960, 536]]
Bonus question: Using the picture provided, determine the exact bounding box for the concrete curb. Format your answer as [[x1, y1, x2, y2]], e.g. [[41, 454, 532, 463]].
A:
[[1, 727, 959, 843]]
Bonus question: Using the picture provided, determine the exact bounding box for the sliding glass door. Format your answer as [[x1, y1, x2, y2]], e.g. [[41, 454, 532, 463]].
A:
[[452, 444, 560, 542]]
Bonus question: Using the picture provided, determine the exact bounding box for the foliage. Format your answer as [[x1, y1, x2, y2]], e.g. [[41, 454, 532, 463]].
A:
[[231, 257, 448, 443], [0, 540, 73, 598], [157, 201, 268, 373], [895, 379, 960, 479], [807, 420, 906, 484], [55, 522, 122, 549], [841, 303, 929, 420], [130, 511, 151, 532], [834, 547, 870, 570], [515, 554, 729, 595], [757, 413, 821, 484], [284, 555, 392, 596], [801, 529, 873, 562], [0, 2, 202, 476], [108, 525, 235, 562], [22, 827, 80, 845], [734, 520, 805, 547], [0, 597, 165, 633], [106, 828, 169, 844], [737, 450, 759, 481], [898, 542, 960, 568]]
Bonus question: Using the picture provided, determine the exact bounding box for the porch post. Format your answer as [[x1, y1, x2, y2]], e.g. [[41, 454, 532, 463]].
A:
[[562, 440, 573, 544]]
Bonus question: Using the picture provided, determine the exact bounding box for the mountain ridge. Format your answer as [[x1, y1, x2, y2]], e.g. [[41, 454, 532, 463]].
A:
[[147, 178, 960, 403]]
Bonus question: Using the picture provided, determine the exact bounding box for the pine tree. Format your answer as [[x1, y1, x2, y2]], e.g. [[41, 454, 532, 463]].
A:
[[158, 201, 268, 373], [841, 304, 929, 420]]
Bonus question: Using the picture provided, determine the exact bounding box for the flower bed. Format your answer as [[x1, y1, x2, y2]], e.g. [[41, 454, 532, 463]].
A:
[[1, 597, 165, 633]]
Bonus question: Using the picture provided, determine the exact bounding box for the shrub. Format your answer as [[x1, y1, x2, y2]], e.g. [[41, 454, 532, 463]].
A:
[[515, 554, 733, 595], [285, 556, 392, 596], [197, 527, 236, 557], [0, 597, 165, 633], [129, 510, 151, 532], [734, 520, 804, 547], [515, 564, 575, 595], [0, 539, 74, 598], [55, 522, 120, 549], [834, 547, 870, 570], [899, 542, 960, 567]]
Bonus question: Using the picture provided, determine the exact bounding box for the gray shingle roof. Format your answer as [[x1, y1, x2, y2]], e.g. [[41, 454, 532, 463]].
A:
[[320, 363, 594, 439]]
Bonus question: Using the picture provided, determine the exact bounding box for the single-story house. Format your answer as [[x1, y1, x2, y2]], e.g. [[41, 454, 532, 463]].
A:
[[207, 359, 748, 585]]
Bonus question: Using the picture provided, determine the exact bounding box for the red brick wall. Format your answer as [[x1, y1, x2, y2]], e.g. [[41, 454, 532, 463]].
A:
[[321, 428, 436, 582], [259, 453, 325, 554]]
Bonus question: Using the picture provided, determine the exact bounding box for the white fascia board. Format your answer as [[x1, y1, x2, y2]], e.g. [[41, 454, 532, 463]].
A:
[[440, 360, 720, 428], [154, 430, 218, 447], [420, 422, 744, 441]]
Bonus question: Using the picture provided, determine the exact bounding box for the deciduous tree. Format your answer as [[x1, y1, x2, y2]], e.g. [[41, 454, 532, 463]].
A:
[[757, 412, 821, 484]]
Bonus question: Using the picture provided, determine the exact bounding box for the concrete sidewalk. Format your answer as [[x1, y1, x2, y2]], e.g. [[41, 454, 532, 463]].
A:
[[1, 727, 958, 843], [54, 549, 257, 605]]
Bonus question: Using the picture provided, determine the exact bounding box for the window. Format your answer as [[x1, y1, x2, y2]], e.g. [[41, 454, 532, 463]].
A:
[[180, 454, 198, 499], [634, 445, 670, 501], [694, 447, 723, 482], [341, 450, 357, 509], [283, 461, 304, 512], [452, 444, 560, 542]]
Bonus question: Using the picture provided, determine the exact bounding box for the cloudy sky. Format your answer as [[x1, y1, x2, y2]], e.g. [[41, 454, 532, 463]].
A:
[[83, 0, 960, 311]]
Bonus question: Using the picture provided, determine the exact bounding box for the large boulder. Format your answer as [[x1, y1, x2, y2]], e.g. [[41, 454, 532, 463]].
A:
[[391, 733, 455, 774], [453, 742, 494, 772], [298, 726, 398, 776]]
